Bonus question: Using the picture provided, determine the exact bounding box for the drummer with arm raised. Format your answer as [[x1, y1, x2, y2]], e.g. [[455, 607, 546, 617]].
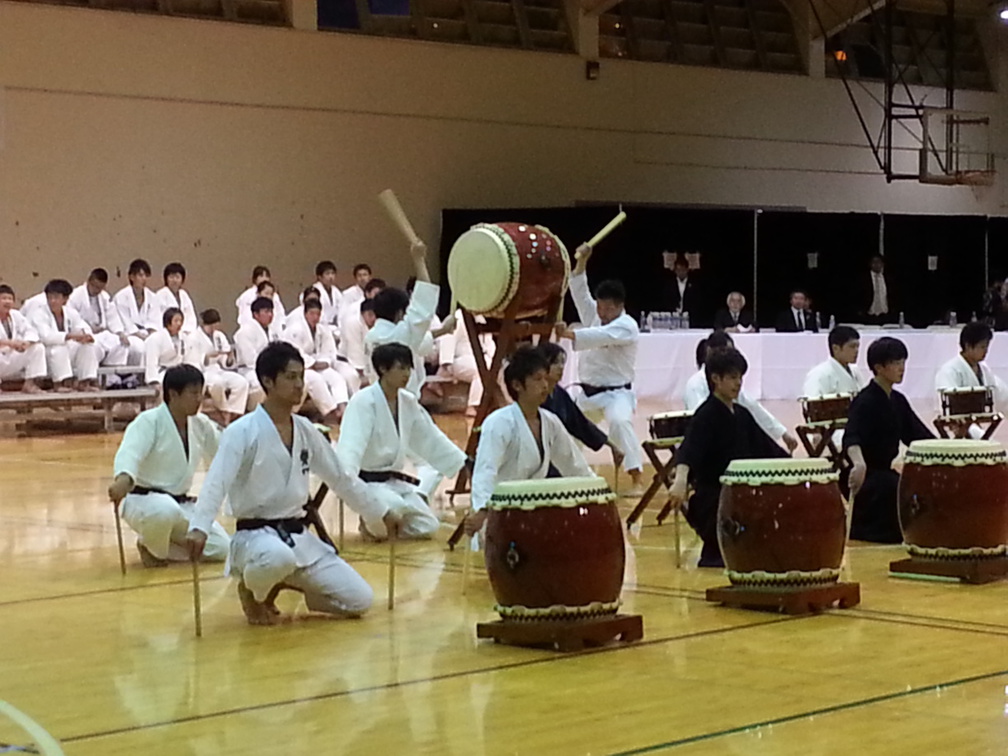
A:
[[844, 336, 934, 543], [934, 321, 1008, 439], [554, 243, 644, 490], [464, 346, 593, 537], [667, 348, 789, 568]]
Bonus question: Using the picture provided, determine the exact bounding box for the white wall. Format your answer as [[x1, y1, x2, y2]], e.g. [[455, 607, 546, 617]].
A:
[[0, 1, 1005, 313]]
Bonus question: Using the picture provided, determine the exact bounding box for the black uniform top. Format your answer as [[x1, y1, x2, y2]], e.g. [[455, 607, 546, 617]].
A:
[[541, 385, 607, 452], [843, 379, 933, 470], [677, 394, 788, 489]]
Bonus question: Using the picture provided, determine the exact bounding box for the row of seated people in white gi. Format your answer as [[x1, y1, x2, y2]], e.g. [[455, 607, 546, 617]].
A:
[[107, 239, 648, 623]]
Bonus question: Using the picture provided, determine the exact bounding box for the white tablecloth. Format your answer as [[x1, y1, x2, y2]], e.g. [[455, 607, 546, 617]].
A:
[[562, 329, 1008, 405]]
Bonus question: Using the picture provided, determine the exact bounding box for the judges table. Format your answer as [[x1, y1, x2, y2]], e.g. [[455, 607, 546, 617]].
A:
[[560, 328, 1008, 406]]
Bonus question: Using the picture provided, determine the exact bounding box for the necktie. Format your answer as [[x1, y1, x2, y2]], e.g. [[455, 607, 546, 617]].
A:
[[796, 312, 802, 331]]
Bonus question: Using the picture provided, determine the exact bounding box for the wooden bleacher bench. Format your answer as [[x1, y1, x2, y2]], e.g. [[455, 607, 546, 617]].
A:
[[0, 387, 158, 432], [96, 365, 146, 388]]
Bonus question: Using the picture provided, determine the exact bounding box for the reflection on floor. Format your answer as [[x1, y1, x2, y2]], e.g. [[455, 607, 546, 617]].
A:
[[0, 397, 1006, 755]]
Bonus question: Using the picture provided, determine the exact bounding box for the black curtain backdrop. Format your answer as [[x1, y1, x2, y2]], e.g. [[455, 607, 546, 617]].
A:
[[756, 211, 880, 328], [439, 206, 755, 327], [882, 214, 987, 327], [439, 206, 1001, 330]]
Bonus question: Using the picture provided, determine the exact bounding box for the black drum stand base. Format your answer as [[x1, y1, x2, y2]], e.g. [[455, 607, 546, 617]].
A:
[[705, 582, 861, 615], [476, 614, 644, 652]]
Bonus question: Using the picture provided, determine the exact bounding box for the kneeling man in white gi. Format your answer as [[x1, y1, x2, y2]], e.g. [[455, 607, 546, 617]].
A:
[[465, 346, 593, 537], [186, 342, 398, 625], [108, 364, 230, 566], [338, 342, 467, 541]]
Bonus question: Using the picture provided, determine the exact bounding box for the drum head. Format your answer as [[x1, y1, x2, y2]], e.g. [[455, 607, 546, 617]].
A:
[[905, 438, 1006, 465], [448, 226, 518, 314], [721, 457, 837, 485], [489, 476, 614, 510]]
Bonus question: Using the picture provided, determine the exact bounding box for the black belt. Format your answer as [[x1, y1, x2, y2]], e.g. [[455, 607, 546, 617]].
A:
[[131, 486, 195, 504], [236, 517, 306, 548], [581, 383, 632, 398], [359, 470, 421, 486]]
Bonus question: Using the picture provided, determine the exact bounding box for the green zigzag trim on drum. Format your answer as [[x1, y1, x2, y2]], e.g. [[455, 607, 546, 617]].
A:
[[720, 468, 840, 486], [907, 544, 1007, 559], [904, 450, 1007, 467], [494, 599, 622, 621], [726, 567, 841, 587]]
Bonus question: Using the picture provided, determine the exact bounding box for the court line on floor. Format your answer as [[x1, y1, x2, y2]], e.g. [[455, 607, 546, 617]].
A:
[[830, 609, 1008, 638], [59, 616, 803, 745], [608, 666, 1008, 755]]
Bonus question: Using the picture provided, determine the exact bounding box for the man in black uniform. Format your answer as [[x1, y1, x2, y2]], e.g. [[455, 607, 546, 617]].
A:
[[668, 348, 789, 568], [843, 336, 933, 543]]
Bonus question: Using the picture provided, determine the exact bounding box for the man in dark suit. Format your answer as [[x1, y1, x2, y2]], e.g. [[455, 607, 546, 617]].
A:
[[666, 256, 701, 319], [774, 290, 818, 333], [713, 291, 756, 332], [858, 255, 894, 325]]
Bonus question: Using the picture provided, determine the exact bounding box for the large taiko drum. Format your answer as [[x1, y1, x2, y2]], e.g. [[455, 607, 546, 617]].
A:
[[939, 386, 993, 417], [800, 393, 852, 425], [484, 477, 623, 620], [649, 410, 692, 441], [897, 439, 1008, 559], [717, 458, 846, 587], [447, 222, 571, 319]]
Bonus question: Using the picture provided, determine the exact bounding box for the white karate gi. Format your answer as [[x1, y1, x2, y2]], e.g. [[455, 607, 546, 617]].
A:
[[112, 285, 161, 365], [364, 281, 438, 395], [568, 272, 643, 473], [144, 329, 185, 385], [801, 358, 866, 446], [472, 403, 593, 512], [235, 286, 286, 329], [342, 285, 365, 310], [683, 368, 787, 440], [184, 328, 252, 415], [154, 287, 198, 334], [0, 309, 47, 381], [338, 300, 369, 376], [337, 383, 466, 538], [114, 404, 230, 562], [282, 318, 351, 416], [28, 304, 99, 382], [190, 407, 387, 613], [310, 282, 344, 333], [234, 322, 276, 395], [437, 309, 496, 408], [935, 354, 1008, 439], [68, 285, 130, 367]]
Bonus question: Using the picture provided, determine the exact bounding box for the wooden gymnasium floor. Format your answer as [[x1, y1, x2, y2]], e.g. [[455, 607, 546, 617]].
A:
[[1, 399, 1007, 755]]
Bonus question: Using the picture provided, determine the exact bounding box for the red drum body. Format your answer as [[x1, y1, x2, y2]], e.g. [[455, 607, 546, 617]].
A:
[[717, 459, 846, 586], [939, 387, 993, 417], [447, 222, 571, 319], [484, 477, 623, 620], [649, 411, 692, 441], [898, 439, 1008, 558], [801, 394, 852, 424]]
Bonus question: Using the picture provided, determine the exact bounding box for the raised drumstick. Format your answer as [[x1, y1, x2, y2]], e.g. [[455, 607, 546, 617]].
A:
[[584, 208, 628, 251], [378, 189, 422, 246]]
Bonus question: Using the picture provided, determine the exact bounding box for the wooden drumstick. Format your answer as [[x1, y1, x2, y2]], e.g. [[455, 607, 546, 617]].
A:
[[191, 558, 203, 638], [387, 524, 397, 610], [672, 496, 682, 569], [584, 208, 627, 251], [461, 530, 474, 596], [378, 189, 421, 246], [113, 502, 127, 576]]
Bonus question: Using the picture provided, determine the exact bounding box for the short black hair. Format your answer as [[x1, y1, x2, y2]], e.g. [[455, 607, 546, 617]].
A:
[[364, 278, 386, 296], [595, 280, 625, 305], [162, 364, 204, 401], [789, 289, 808, 299], [44, 279, 73, 297], [89, 268, 108, 284], [373, 288, 410, 322], [405, 276, 417, 295], [251, 265, 270, 281], [673, 257, 689, 269], [251, 296, 274, 315], [302, 286, 320, 301], [315, 260, 337, 277], [372, 342, 413, 376], [128, 258, 152, 277], [537, 341, 566, 367], [866, 337, 908, 374], [255, 342, 304, 389], [960, 321, 993, 350], [828, 325, 860, 352], [256, 280, 276, 295], [303, 299, 322, 313], [163, 262, 186, 284], [162, 307, 183, 328], [503, 345, 549, 400], [353, 263, 372, 276], [698, 330, 734, 366], [0, 284, 15, 297], [200, 308, 221, 326], [705, 347, 748, 389], [360, 300, 376, 314]]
